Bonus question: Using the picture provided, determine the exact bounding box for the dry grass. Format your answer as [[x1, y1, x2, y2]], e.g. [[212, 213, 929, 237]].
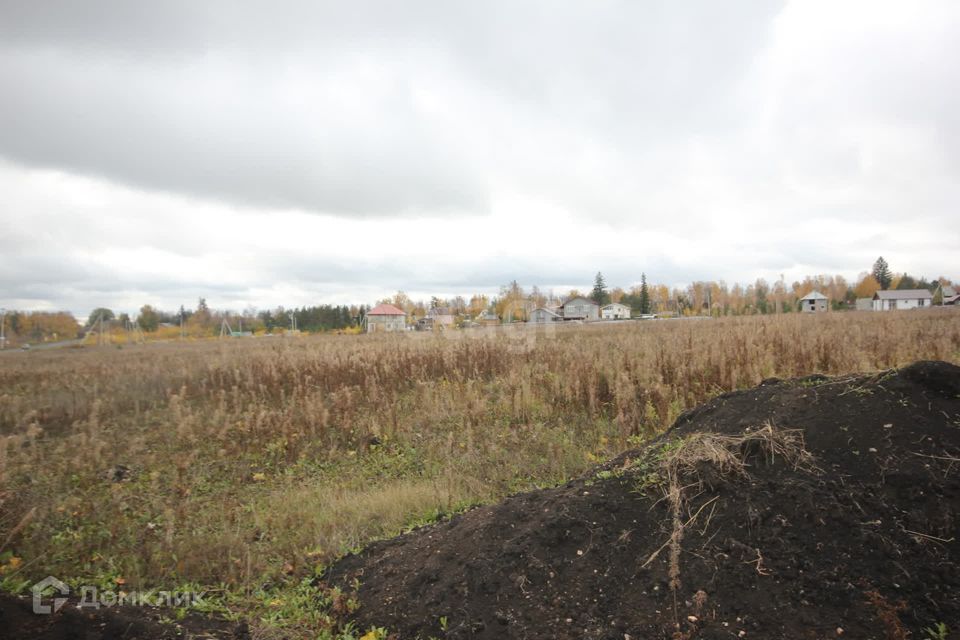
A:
[[0, 311, 958, 619]]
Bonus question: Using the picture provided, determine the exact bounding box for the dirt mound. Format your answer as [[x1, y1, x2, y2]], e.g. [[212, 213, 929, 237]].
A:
[[325, 361, 960, 639], [0, 592, 248, 640]]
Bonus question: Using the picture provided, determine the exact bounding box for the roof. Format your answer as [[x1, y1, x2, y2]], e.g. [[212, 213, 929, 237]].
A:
[[531, 307, 560, 317], [873, 289, 933, 300], [561, 296, 599, 307], [799, 291, 828, 301], [602, 302, 630, 309], [367, 303, 407, 316]]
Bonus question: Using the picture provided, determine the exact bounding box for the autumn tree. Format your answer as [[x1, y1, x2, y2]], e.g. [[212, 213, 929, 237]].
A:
[[853, 273, 880, 299], [754, 279, 770, 314], [137, 305, 160, 332], [495, 280, 528, 321], [468, 294, 490, 317], [86, 308, 115, 327], [192, 298, 212, 327], [9, 311, 80, 342], [872, 257, 892, 290], [652, 284, 670, 314], [387, 292, 417, 322], [529, 285, 548, 309]]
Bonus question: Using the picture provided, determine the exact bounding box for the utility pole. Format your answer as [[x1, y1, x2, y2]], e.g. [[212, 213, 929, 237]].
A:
[[1, 308, 6, 349]]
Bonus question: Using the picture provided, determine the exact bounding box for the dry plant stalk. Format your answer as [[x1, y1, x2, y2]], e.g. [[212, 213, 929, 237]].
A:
[[0, 507, 36, 554], [863, 588, 910, 640], [643, 423, 817, 622]]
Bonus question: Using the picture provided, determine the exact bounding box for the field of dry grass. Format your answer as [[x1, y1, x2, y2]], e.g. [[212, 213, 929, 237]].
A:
[[1, 310, 958, 633]]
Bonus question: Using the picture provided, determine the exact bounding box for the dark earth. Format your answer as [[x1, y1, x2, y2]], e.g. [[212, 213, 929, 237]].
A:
[[0, 594, 246, 640], [3, 361, 959, 639]]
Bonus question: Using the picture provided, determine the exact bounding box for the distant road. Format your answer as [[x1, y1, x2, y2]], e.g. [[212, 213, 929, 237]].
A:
[[0, 339, 84, 353]]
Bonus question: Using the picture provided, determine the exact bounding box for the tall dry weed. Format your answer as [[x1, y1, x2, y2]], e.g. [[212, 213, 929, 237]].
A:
[[0, 310, 956, 589]]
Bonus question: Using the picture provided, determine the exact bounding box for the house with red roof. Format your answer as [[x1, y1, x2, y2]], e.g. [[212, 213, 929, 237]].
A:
[[365, 303, 407, 333]]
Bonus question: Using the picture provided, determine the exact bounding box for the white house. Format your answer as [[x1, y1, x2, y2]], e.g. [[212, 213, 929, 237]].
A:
[[529, 307, 562, 323], [365, 303, 407, 332], [872, 289, 933, 311], [601, 302, 631, 319], [798, 291, 829, 313], [561, 296, 600, 320]]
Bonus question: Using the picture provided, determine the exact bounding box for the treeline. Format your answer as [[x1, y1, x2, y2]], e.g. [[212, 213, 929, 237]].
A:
[[5, 258, 954, 345], [377, 257, 954, 322], [259, 305, 359, 333], [82, 299, 363, 336], [0, 311, 80, 344]]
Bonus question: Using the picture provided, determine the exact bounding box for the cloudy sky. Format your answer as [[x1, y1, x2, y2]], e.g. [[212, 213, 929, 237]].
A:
[[1, 0, 958, 316]]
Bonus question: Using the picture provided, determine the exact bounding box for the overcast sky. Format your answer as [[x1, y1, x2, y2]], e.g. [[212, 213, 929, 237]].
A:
[[1, 0, 958, 317]]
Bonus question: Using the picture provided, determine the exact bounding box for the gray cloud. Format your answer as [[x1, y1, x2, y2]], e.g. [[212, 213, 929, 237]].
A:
[[1, 1, 959, 314], [0, 1, 784, 217]]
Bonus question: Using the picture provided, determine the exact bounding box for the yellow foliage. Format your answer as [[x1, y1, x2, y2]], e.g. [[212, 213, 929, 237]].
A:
[[0, 556, 22, 574], [854, 274, 881, 299]]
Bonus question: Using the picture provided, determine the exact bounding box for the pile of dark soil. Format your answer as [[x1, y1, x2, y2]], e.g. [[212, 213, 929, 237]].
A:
[[324, 361, 960, 639], [0, 593, 247, 640]]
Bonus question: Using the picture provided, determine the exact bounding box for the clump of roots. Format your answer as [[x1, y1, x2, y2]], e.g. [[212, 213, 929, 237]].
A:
[[640, 423, 818, 622]]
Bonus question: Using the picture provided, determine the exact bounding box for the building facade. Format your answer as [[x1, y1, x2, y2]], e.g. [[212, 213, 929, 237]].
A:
[[872, 289, 933, 311], [366, 303, 407, 332], [601, 303, 631, 319], [561, 297, 600, 320], [529, 307, 561, 323], [799, 291, 829, 313]]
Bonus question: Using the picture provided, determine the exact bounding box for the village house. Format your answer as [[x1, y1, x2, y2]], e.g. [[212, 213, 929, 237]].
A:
[[426, 306, 455, 328], [939, 285, 960, 305], [365, 303, 407, 332], [872, 289, 933, 311], [601, 302, 631, 319], [561, 296, 600, 321], [475, 309, 500, 326], [799, 291, 829, 313], [529, 307, 562, 323]]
